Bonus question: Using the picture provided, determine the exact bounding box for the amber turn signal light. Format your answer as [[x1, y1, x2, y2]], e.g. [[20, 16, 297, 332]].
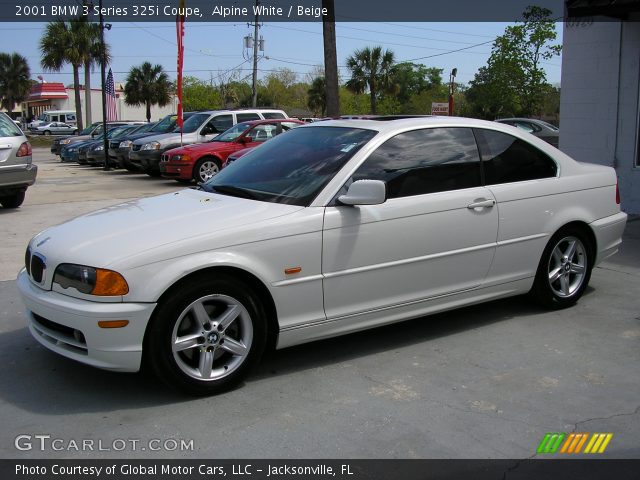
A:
[[98, 320, 130, 329], [92, 269, 129, 296]]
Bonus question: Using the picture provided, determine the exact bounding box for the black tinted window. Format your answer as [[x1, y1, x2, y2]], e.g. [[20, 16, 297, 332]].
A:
[[474, 129, 557, 184], [262, 112, 285, 119], [236, 113, 261, 122], [353, 128, 481, 199]]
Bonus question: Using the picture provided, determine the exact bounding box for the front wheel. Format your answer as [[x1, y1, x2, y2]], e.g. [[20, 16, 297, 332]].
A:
[[145, 275, 267, 395], [530, 227, 593, 309], [43, 130, 51, 136], [193, 157, 221, 184]]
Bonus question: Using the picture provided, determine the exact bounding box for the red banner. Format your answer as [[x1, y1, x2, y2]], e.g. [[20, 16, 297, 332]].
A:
[[176, 0, 185, 130]]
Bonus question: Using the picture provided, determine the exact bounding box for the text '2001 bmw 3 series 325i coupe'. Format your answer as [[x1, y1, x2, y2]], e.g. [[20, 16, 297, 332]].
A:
[[18, 117, 627, 395]]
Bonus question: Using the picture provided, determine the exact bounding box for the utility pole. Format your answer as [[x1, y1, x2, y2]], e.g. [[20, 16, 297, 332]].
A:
[[322, 0, 340, 117], [251, 0, 260, 107], [449, 68, 457, 117], [99, 0, 109, 171]]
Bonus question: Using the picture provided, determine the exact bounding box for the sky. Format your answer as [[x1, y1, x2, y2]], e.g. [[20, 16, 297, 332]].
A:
[[0, 21, 563, 89]]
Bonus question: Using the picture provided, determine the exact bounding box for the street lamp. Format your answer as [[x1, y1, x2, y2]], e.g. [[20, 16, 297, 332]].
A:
[[449, 68, 457, 117]]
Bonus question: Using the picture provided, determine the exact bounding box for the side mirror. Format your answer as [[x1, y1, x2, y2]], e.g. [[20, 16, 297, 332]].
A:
[[338, 180, 386, 206]]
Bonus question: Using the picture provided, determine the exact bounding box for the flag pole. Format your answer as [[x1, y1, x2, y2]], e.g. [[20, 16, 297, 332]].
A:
[[100, 0, 110, 171], [176, 0, 185, 147]]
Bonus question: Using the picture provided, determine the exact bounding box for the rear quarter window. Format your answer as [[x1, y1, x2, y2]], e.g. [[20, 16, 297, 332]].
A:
[[474, 128, 557, 184], [0, 114, 23, 137]]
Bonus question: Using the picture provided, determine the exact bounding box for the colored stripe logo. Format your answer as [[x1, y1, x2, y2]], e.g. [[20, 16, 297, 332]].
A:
[[537, 433, 613, 454]]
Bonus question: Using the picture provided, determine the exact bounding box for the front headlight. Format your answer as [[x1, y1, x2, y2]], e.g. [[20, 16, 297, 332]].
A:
[[119, 140, 132, 148], [172, 154, 190, 162], [95, 145, 104, 151], [60, 139, 72, 145], [141, 141, 161, 150], [53, 264, 129, 296]]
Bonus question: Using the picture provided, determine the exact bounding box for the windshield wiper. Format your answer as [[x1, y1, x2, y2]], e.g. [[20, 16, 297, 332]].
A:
[[208, 185, 260, 200]]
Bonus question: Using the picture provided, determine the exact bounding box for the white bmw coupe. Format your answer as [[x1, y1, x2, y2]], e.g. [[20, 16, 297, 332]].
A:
[[18, 117, 627, 394]]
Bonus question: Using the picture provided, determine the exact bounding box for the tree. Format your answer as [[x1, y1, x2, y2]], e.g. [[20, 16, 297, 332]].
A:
[[322, 0, 340, 116], [465, 6, 561, 119], [307, 77, 326, 116], [40, 20, 85, 129], [124, 62, 172, 122], [345, 46, 395, 114], [182, 76, 220, 111], [75, 17, 110, 128], [0, 53, 31, 115], [390, 63, 443, 104]]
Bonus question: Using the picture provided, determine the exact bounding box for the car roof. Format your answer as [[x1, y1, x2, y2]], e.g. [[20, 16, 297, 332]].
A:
[[307, 116, 525, 134], [241, 119, 303, 126]]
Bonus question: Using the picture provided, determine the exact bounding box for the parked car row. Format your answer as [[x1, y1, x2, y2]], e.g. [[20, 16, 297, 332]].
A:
[[55, 109, 296, 184]]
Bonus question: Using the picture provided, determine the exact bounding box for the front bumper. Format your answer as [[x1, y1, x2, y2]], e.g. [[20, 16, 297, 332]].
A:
[[17, 269, 156, 372], [129, 149, 162, 170], [160, 161, 194, 180]]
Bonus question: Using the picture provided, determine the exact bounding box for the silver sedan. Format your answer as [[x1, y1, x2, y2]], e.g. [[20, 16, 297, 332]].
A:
[[30, 122, 78, 136]]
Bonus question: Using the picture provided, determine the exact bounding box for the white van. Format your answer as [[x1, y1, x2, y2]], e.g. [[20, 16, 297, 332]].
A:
[[28, 110, 77, 129]]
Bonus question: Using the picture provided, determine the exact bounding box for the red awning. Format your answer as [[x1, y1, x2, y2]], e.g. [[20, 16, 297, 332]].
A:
[[27, 83, 68, 101]]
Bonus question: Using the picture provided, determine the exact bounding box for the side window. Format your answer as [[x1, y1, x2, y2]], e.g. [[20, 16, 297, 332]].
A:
[[353, 128, 481, 199], [247, 124, 277, 142], [203, 114, 233, 135], [474, 129, 557, 184], [262, 112, 285, 119], [66, 114, 76, 122], [512, 121, 535, 133], [50, 115, 59, 122], [236, 113, 261, 122]]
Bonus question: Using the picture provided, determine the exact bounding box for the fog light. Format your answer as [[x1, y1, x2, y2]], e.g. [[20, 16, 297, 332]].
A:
[[73, 330, 86, 343]]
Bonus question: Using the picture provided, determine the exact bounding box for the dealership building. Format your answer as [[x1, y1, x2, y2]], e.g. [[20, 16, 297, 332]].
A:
[[20, 81, 177, 126], [560, 0, 640, 213]]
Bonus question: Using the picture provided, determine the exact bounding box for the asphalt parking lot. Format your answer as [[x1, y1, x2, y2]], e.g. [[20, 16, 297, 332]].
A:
[[0, 148, 638, 459]]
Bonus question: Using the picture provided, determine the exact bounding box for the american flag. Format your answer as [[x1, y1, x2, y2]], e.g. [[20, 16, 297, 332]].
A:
[[105, 68, 118, 121]]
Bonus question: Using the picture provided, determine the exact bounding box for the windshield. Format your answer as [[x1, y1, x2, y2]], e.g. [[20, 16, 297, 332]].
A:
[[214, 122, 251, 142], [538, 120, 559, 131], [79, 123, 99, 135], [37, 114, 46, 122], [202, 126, 377, 206], [132, 122, 157, 134], [110, 125, 137, 139], [173, 113, 209, 133]]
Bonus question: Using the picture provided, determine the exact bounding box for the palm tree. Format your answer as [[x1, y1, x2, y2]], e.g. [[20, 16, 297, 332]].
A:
[[75, 18, 110, 128], [124, 62, 172, 122], [0, 53, 31, 115], [307, 77, 326, 116], [345, 46, 395, 114], [322, 0, 339, 116], [40, 20, 85, 130]]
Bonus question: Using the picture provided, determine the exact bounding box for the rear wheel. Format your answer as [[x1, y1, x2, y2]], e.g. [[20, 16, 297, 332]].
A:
[[0, 190, 26, 208], [530, 227, 593, 309], [145, 275, 267, 395], [193, 157, 221, 184]]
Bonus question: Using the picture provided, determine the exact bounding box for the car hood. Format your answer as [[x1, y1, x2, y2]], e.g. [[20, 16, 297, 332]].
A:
[[132, 132, 185, 146], [30, 189, 304, 271]]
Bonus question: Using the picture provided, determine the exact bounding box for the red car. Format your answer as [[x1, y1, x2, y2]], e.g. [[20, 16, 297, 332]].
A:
[[160, 119, 304, 183]]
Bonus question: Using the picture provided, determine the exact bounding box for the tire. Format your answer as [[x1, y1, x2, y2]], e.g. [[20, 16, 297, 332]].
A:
[[0, 190, 26, 208], [43, 130, 51, 136], [193, 157, 221, 184], [530, 226, 593, 309], [145, 274, 267, 395]]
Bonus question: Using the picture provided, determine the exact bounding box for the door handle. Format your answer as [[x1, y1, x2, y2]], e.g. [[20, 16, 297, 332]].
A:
[[467, 199, 495, 209]]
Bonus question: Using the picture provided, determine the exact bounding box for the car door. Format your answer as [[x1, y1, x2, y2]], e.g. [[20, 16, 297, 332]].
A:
[[322, 127, 498, 320], [473, 128, 559, 285]]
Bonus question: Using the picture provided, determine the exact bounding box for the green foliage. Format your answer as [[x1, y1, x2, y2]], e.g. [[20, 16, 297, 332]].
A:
[[465, 6, 561, 119], [345, 46, 395, 114], [124, 62, 172, 122], [390, 63, 443, 104], [182, 76, 220, 111], [307, 77, 326, 116], [0, 52, 31, 114]]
